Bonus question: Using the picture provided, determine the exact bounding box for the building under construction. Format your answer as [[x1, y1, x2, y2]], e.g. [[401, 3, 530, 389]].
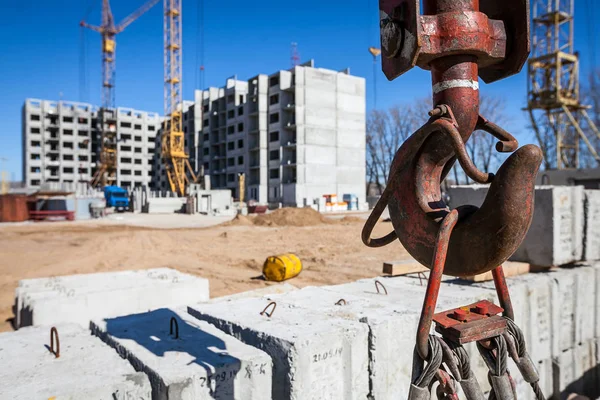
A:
[[22, 98, 161, 189], [152, 60, 367, 207]]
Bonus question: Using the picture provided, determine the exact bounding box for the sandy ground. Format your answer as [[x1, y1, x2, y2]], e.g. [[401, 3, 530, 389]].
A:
[[0, 211, 408, 332]]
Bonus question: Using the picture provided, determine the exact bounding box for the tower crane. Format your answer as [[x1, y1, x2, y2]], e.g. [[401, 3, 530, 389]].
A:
[[81, 0, 160, 187], [162, 0, 197, 196]]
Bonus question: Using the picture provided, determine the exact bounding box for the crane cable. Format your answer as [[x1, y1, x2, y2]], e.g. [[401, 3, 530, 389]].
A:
[[79, 0, 97, 103]]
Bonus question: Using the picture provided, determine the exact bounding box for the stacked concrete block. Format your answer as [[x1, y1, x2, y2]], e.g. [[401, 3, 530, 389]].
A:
[[0, 324, 151, 399], [92, 308, 272, 400], [15, 268, 209, 328], [187, 297, 370, 400], [447, 185, 585, 266], [511, 185, 584, 266], [145, 197, 186, 213], [263, 277, 501, 399], [584, 190, 600, 261]]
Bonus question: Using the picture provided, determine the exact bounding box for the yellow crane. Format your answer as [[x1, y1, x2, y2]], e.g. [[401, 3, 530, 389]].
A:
[[163, 0, 197, 196], [81, 0, 160, 187]]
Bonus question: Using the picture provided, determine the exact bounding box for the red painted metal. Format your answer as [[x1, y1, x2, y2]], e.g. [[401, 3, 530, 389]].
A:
[[432, 300, 507, 344], [365, 0, 541, 362], [29, 210, 75, 222], [0, 195, 30, 223]]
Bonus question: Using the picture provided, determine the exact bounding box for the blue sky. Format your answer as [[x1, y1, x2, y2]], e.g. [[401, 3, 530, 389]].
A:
[[1, 0, 598, 180]]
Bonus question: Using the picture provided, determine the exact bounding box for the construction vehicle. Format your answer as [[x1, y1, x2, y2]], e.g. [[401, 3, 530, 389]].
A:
[[81, 0, 160, 187], [103, 185, 130, 212]]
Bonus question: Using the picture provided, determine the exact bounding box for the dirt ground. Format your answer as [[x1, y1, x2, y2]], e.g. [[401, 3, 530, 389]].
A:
[[0, 209, 409, 332]]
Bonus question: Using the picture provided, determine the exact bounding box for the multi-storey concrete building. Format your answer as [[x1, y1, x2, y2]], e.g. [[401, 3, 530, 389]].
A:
[[22, 99, 160, 189], [153, 60, 367, 206]]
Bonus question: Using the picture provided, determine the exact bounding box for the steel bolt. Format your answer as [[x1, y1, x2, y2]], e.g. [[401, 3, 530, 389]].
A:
[[474, 302, 489, 315], [453, 308, 469, 321]]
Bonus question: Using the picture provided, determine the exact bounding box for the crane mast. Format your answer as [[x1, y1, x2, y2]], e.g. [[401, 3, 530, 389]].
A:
[[162, 0, 197, 196], [81, 0, 160, 187]]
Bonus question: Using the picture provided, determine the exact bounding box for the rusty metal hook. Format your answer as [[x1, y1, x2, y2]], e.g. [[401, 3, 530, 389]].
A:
[[170, 317, 179, 339], [374, 280, 388, 295], [260, 301, 277, 318], [49, 326, 60, 358], [335, 299, 347, 306]]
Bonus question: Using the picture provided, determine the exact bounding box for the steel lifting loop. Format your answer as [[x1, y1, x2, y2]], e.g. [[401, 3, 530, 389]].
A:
[[416, 209, 459, 360], [49, 326, 60, 358], [260, 301, 277, 318], [335, 299, 347, 306], [374, 280, 388, 295], [169, 316, 179, 339]]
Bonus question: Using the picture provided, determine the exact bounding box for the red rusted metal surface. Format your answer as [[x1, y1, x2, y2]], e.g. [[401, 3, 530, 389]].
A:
[[0, 195, 30, 223], [432, 300, 507, 344], [364, 0, 542, 362], [380, 0, 529, 82], [29, 210, 75, 222]]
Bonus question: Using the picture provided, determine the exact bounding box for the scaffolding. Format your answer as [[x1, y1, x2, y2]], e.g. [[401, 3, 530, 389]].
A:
[[526, 0, 600, 169]]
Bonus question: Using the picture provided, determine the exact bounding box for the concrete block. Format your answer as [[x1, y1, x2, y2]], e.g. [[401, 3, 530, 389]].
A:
[[557, 340, 598, 397], [145, 197, 186, 213], [92, 308, 272, 400], [16, 268, 209, 328], [583, 190, 600, 261], [511, 185, 585, 266], [0, 324, 151, 399], [317, 277, 499, 398], [210, 283, 297, 303], [188, 297, 370, 400], [448, 185, 585, 266], [548, 267, 596, 354]]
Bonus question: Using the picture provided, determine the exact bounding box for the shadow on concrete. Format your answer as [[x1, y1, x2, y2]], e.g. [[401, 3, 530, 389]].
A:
[[558, 362, 600, 400], [97, 308, 241, 400]]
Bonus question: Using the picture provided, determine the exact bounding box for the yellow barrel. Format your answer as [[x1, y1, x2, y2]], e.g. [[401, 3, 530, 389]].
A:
[[263, 254, 302, 282]]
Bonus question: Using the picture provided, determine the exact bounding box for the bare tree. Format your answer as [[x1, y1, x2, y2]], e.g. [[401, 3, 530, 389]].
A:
[[366, 104, 423, 192]]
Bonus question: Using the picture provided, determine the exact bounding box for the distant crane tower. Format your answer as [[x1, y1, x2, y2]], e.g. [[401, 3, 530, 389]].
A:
[[291, 42, 300, 67], [81, 0, 160, 187], [526, 0, 600, 169], [162, 0, 197, 196]]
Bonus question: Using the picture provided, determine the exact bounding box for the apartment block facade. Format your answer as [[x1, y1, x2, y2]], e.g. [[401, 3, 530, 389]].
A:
[[22, 99, 160, 189], [152, 61, 366, 206]]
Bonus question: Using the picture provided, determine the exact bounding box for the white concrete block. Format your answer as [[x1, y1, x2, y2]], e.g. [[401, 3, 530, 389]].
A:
[[322, 277, 501, 397], [16, 268, 209, 328], [188, 297, 370, 400], [549, 267, 592, 354], [511, 186, 585, 266], [448, 185, 586, 266], [263, 285, 419, 400], [92, 308, 272, 400], [0, 324, 151, 399], [557, 340, 598, 396], [210, 283, 298, 303], [584, 190, 600, 261]]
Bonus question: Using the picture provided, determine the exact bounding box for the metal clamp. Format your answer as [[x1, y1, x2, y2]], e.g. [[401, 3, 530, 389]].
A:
[[49, 326, 60, 358], [260, 301, 277, 318], [170, 316, 179, 339]]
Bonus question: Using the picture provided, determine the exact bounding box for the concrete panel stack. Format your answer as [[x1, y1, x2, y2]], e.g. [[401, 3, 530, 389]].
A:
[[92, 308, 272, 400], [15, 268, 209, 329], [0, 324, 151, 399], [259, 278, 497, 400], [187, 297, 370, 400], [447, 185, 585, 266], [584, 190, 600, 261], [145, 197, 186, 214]]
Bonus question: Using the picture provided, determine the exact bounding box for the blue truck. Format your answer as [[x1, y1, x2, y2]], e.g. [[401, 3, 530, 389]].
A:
[[103, 186, 130, 212]]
